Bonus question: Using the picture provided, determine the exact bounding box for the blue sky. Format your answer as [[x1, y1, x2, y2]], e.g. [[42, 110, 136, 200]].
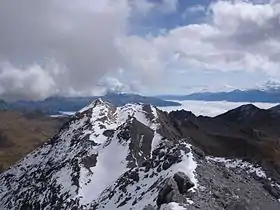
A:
[[131, 0, 212, 33], [0, 0, 279, 100]]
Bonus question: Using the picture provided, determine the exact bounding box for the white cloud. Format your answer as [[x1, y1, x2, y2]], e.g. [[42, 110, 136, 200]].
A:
[[1, 0, 280, 100], [97, 77, 139, 94], [0, 0, 133, 100], [121, 0, 280, 79], [0, 63, 57, 101], [160, 100, 277, 117], [0, 0, 183, 100]]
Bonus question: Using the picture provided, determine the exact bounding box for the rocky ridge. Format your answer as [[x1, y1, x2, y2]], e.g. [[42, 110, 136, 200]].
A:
[[0, 99, 196, 209], [0, 99, 280, 209]]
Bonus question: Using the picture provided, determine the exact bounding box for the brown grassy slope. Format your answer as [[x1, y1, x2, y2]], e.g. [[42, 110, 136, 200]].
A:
[[0, 110, 65, 172]]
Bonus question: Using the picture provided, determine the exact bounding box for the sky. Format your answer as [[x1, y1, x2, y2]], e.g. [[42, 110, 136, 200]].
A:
[[0, 0, 280, 100]]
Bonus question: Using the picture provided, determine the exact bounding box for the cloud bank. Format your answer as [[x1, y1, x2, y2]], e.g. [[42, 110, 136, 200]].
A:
[[1, 0, 280, 100], [124, 0, 280, 75]]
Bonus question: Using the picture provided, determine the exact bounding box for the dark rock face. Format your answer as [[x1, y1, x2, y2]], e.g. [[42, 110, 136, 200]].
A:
[[157, 172, 194, 207], [263, 184, 280, 199], [173, 172, 194, 194], [126, 118, 154, 168], [81, 154, 98, 169], [157, 177, 185, 206], [191, 145, 205, 159], [142, 204, 156, 210], [162, 151, 181, 170], [102, 129, 115, 137]]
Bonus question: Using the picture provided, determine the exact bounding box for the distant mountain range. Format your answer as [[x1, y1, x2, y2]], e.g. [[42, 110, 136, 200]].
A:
[[0, 93, 181, 115], [159, 79, 280, 103]]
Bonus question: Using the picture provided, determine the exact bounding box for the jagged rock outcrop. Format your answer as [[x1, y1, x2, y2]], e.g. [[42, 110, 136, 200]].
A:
[[157, 172, 194, 207]]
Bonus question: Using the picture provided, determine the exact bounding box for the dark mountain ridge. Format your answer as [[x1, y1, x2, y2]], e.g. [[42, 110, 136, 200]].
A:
[[170, 104, 280, 176], [159, 89, 280, 103], [0, 93, 181, 115], [269, 104, 280, 113]]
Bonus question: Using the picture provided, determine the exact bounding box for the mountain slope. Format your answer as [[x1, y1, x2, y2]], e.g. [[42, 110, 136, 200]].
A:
[[1, 100, 280, 209], [170, 105, 280, 175], [0, 99, 194, 209], [0, 110, 65, 171], [269, 104, 280, 113]]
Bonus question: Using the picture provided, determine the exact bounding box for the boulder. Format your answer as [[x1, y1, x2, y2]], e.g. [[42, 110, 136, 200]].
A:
[[263, 183, 280, 199], [173, 172, 194, 194], [157, 177, 185, 206], [142, 204, 156, 210], [191, 146, 205, 159], [157, 172, 194, 207]]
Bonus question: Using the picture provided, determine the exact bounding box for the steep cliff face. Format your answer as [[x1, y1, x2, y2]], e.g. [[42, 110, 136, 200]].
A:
[[1, 100, 280, 210]]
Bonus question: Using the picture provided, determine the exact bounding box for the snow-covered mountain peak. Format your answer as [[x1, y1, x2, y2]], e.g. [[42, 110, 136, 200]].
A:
[[0, 100, 197, 210], [78, 98, 114, 114], [78, 99, 159, 127]]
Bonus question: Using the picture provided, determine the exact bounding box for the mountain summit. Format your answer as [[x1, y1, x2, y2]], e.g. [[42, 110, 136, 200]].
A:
[[0, 100, 196, 209], [1, 100, 280, 209]]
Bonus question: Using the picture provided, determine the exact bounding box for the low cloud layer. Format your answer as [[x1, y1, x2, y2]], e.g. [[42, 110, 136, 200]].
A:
[[1, 0, 280, 100], [161, 100, 277, 117]]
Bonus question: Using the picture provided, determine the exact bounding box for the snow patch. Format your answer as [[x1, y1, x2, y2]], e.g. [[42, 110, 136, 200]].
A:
[[151, 132, 162, 152], [117, 104, 150, 127], [78, 98, 104, 113], [206, 156, 267, 178], [174, 144, 198, 188], [78, 132, 130, 204], [160, 202, 186, 210], [52, 164, 76, 196]]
